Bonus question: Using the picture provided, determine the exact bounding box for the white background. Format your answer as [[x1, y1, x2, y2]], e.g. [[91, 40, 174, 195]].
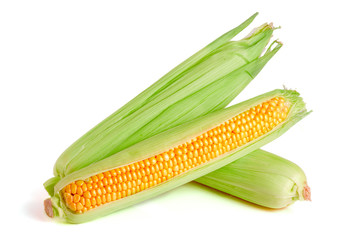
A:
[[1, 0, 359, 239]]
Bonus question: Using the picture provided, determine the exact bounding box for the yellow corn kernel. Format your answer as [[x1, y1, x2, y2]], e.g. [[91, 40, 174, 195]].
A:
[[62, 97, 289, 212]]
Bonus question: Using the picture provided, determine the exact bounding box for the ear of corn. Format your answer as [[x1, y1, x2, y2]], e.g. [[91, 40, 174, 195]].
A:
[[45, 89, 309, 223], [195, 149, 311, 208], [49, 13, 282, 183]]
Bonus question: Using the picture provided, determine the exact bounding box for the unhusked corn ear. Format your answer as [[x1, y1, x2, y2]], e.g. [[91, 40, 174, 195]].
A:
[[195, 149, 311, 208], [45, 89, 309, 223], [49, 13, 282, 182]]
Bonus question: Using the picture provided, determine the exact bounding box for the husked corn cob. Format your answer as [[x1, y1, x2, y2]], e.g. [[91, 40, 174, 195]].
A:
[[196, 149, 311, 208], [44, 89, 309, 223], [48, 13, 282, 185]]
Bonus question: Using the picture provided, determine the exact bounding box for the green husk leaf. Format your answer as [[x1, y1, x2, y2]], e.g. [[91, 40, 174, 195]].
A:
[[195, 149, 311, 208], [50, 13, 280, 182], [43, 176, 60, 196], [119, 41, 283, 150], [49, 89, 309, 223]]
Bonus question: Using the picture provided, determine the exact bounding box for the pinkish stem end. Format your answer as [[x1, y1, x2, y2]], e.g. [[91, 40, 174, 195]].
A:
[[44, 198, 54, 218], [303, 184, 311, 201]]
